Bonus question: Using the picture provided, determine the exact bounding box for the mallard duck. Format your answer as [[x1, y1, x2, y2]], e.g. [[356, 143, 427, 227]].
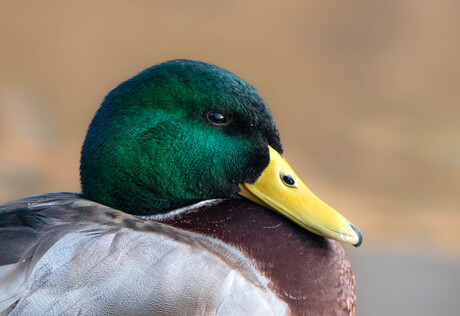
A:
[[0, 60, 362, 315]]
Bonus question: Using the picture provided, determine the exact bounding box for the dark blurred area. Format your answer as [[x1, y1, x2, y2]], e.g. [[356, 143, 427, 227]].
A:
[[1, 1, 459, 314]]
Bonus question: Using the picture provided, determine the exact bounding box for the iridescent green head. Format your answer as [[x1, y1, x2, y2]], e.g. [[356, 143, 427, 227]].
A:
[[81, 59, 362, 246], [80, 59, 282, 215]]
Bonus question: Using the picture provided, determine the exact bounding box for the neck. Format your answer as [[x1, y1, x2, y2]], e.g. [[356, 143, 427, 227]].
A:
[[138, 199, 224, 221], [81, 175, 204, 215]]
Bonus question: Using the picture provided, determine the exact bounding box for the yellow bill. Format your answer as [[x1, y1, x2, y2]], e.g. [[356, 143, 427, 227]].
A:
[[239, 146, 362, 246]]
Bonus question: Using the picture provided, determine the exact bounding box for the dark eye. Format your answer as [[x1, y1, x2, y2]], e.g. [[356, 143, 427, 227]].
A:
[[207, 111, 228, 125]]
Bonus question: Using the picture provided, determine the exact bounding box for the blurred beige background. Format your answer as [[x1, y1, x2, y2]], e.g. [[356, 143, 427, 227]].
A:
[[1, 1, 459, 314]]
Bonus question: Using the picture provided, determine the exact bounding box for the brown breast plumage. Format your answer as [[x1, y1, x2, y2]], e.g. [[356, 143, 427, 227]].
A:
[[158, 199, 356, 316]]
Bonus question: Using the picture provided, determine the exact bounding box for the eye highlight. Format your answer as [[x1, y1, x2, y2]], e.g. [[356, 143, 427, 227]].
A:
[[207, 111, 228, 125]]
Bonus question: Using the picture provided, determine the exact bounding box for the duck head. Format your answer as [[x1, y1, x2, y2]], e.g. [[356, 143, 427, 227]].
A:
[[80, 59, 362, 246]]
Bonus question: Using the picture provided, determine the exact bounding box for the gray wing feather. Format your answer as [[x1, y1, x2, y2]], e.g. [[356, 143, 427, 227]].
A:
[[0, 194, 287, 315], [0, 193, 81, 265]]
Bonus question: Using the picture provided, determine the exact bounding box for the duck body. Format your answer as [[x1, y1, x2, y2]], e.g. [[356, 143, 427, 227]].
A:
[[0, 193, 355, 315], [0, 59, 360, 315]]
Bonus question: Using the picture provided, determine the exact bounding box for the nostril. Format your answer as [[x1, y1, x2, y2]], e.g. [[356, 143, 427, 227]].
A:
[[281, 174, 295, 187]]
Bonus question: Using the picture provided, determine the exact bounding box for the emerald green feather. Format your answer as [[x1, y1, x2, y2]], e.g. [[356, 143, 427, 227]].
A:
[[81, 60, 282, 215]]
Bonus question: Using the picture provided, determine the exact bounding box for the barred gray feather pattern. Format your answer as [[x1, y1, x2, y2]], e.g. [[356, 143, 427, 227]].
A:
[[0, 193, 288, 315]]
